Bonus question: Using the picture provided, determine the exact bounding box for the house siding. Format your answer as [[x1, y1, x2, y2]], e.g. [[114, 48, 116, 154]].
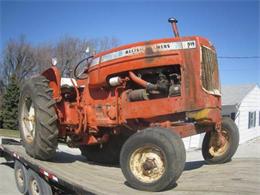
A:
[[237, 86, 260, 143], [182, 85, 260, 150]]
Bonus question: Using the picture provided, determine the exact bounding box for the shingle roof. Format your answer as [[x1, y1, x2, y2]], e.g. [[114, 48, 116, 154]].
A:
[[221, 84, 257, 106]]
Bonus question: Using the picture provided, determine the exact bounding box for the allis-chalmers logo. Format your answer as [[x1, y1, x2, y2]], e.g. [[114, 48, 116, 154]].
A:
[[90, 40, 196, 66]]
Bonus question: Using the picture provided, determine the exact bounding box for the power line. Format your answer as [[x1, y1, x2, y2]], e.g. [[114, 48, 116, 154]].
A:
[[221, 69, 254, 71], [218, 56, 260, 59]]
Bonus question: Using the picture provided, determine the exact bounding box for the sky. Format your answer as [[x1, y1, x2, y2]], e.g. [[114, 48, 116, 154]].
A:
[[0, 0, 259, 85]]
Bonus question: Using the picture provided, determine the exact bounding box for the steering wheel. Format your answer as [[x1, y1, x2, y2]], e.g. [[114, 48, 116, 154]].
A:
[[73, 56, 94, 80]]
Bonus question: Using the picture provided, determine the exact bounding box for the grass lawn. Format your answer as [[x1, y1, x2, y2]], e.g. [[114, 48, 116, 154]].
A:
[[0, 129, 20, 138]]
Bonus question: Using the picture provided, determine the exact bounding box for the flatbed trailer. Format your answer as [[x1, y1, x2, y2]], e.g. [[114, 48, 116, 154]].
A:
[[2, 137, 259, 195], [0, 137, 151, 195]]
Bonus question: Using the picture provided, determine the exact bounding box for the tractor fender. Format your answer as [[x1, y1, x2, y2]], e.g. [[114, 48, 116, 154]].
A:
[[42, 66, 61, 100]]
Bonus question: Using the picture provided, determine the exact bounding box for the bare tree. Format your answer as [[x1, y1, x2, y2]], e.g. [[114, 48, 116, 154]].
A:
[[0, 35, 120, 82], [1, 36, 36, 85], [33, 44, 53, 73], [54, 36, 119, 77], [54, 36, 86, 77], [95, 36, 119, 52]]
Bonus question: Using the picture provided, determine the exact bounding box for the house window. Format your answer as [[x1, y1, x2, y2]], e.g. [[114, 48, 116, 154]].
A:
[[259, 111, 260, 126], [230, 112, 236, 121], [248, 111, 256, 129]]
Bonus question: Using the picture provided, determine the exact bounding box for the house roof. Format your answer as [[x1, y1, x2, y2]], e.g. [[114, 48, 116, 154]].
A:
[[221, 84, 257, 106]]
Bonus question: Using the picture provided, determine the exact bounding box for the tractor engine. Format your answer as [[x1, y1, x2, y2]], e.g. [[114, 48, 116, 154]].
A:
[[114, 66, 181, 102]]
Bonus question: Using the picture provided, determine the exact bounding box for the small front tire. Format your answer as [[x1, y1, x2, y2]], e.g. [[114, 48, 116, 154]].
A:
[[202, 117, 239, 164], [120, 127, 186, 192]]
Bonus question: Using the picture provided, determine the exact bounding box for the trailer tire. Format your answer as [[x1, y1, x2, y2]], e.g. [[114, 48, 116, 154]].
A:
[[120, 127, 186, 192], [80, 135, 126, 164], [19, 76, 58, 160], [14, 160, 29, 194], [202, 117, 239, 164], [28, 169, 53, 195]]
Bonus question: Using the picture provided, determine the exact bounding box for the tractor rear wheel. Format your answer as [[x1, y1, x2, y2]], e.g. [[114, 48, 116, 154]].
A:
[[120, 127, 186, 192], [202, 117, 239, 164], [80, 135, 126, 164], [19, 76, 58, 160]]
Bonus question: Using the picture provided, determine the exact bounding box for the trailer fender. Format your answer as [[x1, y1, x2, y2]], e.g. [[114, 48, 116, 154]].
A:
[[42, 66, 61, 100]]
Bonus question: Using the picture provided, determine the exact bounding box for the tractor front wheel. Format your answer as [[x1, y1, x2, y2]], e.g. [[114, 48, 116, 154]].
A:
[[19, 76, 58, 160], [120, 127, 186, 192], [202, 117, 239, 164]]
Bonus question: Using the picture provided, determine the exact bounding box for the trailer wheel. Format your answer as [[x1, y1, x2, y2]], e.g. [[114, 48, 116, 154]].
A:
[[120, 127, 186, 192], [28, 169, 53, 195], [80, 135, 126, 164], [202, 117, 239, 164], [19, 76, 58, 160], [14, 160, 29, 194]]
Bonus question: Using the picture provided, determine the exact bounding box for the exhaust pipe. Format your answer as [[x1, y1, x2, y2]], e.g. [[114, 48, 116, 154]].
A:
[[168, 17, 180, 37]]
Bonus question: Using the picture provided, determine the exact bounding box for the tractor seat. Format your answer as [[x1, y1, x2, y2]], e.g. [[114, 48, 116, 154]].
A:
[[60, 78, 77, 87]]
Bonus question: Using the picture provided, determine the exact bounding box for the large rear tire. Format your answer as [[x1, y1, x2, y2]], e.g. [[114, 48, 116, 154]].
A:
[[19, 76, 58, 160], [120, 127, 186, 192], [202, 117, 239, 164]]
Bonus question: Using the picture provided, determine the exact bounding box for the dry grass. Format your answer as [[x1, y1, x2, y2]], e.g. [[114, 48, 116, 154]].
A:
[[0, 129, 20, 138]]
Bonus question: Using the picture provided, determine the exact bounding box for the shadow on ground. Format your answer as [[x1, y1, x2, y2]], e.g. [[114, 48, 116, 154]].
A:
[[184, 160, 205, 171], [51, 151, 120, 168], [0, 161, 14, 168]]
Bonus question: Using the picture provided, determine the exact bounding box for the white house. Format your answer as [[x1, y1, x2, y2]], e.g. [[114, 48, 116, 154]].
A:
[[221, 84, 260, 143], [183, 84, 260, 150]]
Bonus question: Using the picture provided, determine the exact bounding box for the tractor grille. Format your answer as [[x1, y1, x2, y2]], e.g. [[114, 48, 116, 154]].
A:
[[201, 46, 220, 95]]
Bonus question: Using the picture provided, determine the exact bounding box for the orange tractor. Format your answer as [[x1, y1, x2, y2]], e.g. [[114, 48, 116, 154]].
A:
[[19, 18, 239, 191]]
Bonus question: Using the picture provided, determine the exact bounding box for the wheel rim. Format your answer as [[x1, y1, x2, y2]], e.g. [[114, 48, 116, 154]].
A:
[[209, 129, 230, 157], [129, 145, 166, 183], [30, 179, 40, 195], [16, 168, 24, 188], [21, 96, 36, 143]]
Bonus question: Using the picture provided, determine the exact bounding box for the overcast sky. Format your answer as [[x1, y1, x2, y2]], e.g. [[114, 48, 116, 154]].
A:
[[0, 0, 259, 85]]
